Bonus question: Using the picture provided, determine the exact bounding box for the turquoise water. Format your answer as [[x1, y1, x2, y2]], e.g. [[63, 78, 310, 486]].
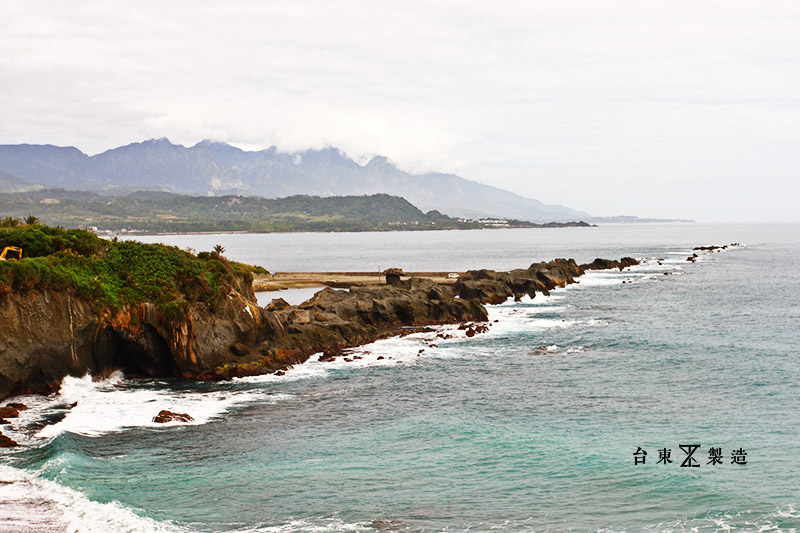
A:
[[2, 223, 799, 531]]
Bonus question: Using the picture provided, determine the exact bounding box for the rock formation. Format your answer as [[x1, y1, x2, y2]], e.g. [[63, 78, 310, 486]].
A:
[[0, 257, 638, 400], [152, 410, 194, 423]]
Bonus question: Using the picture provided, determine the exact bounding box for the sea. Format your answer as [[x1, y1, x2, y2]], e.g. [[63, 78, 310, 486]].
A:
[[1, 222, 798, 532]]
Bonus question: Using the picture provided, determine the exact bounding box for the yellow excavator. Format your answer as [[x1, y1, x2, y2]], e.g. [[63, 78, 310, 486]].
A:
[[0, 246, 22, 261]]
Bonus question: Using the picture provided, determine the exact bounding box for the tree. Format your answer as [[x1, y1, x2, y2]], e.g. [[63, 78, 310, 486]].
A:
[[23, 215, 39, 225], [213, 244, 225, 254], [0, 216, 19, 227]]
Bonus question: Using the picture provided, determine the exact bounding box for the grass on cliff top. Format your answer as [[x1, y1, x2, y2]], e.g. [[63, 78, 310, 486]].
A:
[[0, 224, 268, 319]]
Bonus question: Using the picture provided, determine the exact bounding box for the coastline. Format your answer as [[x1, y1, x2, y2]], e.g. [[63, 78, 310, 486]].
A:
[[0, 256, 639, 403], [0, 238, 764, 533], [114, 221, 596, 237]]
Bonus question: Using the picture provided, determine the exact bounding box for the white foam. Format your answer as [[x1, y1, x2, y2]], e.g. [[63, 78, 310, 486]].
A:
[[237, 517, 371, 532], [0, 464, 189, 533], [238, 322, 489, 382], [574, 271, 626, 287], [774, 505, 800, 519], [29, 373, 283, 439], [495, 292, 565, 306]]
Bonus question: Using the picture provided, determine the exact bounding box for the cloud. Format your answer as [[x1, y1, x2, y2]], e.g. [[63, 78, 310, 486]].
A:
[[1, 0, 799, 220]]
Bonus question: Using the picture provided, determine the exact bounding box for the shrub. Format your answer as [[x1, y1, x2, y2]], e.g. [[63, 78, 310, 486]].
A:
[[0, 225, 262, 320]]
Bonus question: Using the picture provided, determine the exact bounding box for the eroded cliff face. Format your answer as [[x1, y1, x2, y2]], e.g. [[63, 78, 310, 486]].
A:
[[0, 289, 99, 397], [0, 258, 639, 400], [0, 273, 265, 399]]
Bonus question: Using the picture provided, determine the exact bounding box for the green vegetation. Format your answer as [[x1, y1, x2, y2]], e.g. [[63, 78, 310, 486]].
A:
[[0, 224, 267, 320], [0, 190, 559, 233]]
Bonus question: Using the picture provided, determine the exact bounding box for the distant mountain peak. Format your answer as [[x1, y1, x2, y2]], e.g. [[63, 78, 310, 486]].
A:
[[365, 155, 394, 169], [144, 137, 174, 145], [0, 139, 591, 221], [193, 139, 229, 148]]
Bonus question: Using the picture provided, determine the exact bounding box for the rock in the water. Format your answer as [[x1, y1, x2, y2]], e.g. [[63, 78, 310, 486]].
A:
[[5, 402, 27, 410], [0, 407, 19, 419], [152, 410, 194, 423], [0, 431, 19, 447]]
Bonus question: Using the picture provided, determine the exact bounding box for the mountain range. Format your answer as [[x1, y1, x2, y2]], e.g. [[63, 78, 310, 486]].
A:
[[0, 138, 588, 221]]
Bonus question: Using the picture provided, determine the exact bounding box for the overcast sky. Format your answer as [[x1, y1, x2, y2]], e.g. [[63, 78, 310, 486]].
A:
[[2, 1, 798, 221]]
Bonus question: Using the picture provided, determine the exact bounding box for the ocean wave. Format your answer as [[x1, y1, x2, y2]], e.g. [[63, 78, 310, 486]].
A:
[[3, 373, 285, 440], [0, 464, 190, 533], [232, 517, 371, 532], [640, 506, 800, 532]]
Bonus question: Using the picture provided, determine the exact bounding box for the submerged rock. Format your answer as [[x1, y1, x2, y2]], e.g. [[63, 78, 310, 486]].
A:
[[372, 519, 407, 530]]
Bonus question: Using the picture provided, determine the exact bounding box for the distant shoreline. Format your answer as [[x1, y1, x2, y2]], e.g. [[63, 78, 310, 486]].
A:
[[114, 222, 597, 237]]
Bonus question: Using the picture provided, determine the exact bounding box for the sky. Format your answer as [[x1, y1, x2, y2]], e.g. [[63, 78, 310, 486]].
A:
[[1, 1, 799, 222]]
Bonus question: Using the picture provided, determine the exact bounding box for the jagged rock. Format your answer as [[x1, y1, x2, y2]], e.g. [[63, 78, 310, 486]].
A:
[[265, 298, 290, 311], [383, 268, 405, 288], [152, 410, 194, 423], [0, 431, 20, 447], [6, 402, 27, 410], [581, 257, 639, 271], [454, 258, 612, 304]]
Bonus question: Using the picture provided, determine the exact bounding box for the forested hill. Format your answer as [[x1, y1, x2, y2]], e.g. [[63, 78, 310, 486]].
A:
[[0, 190, 589, 233]]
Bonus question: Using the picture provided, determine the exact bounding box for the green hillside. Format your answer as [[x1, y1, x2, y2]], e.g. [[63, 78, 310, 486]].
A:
[[0, 190, 562, 233]]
